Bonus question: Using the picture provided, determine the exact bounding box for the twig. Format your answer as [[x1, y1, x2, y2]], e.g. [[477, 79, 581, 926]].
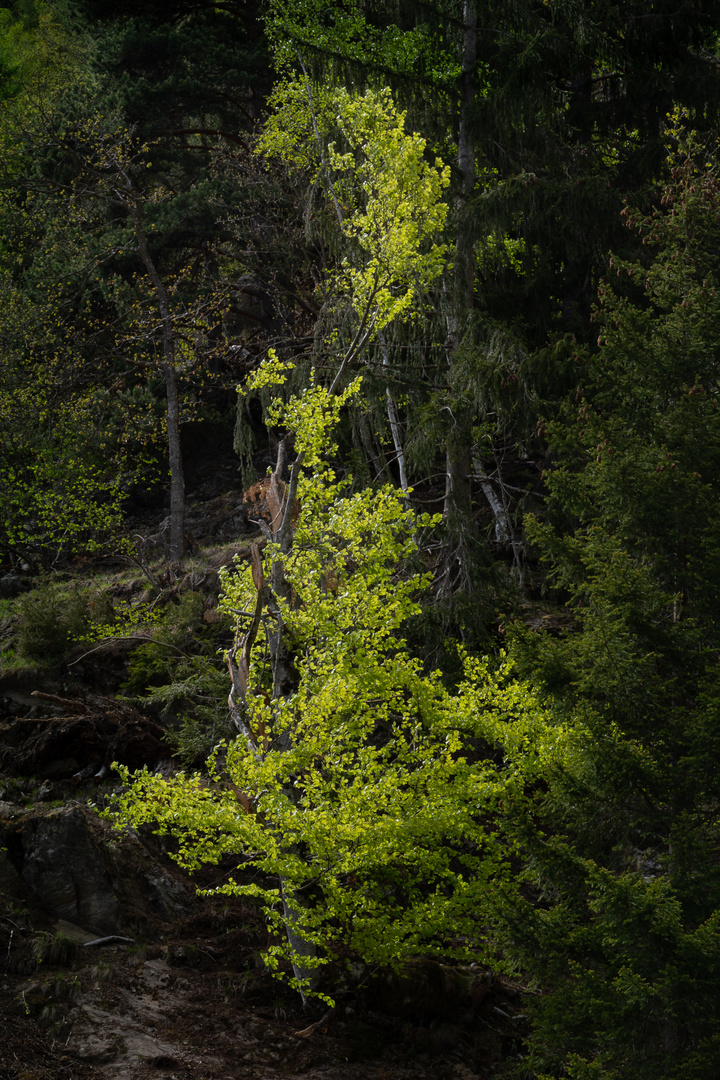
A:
[[68, 635, 192, 667], [31, 691, 88, 712], [294, 1008, 334, 1038], [0, 916, 25, 932], [83, 935, 135, 948], [120, 547, 161, 593]]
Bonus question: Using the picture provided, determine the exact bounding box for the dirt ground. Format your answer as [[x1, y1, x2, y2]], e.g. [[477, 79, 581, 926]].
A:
[[0, 840, 528, 1080], [0, 596, 528, 1080]]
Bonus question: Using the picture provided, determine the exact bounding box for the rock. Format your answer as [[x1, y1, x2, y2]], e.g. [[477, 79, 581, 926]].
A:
[[38, 758, 80, 779], [54, 919, 101, 944], [0, 574, 30, 599], [66, 1030, 124, 1064], [144, 872, 190, 919], [19, 806, 120, 933], [0, 848, 22, 892], [2, 804, 193, 937]]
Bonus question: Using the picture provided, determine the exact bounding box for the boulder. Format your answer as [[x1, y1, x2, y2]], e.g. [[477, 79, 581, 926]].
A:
[[2, 803, 193, 937]]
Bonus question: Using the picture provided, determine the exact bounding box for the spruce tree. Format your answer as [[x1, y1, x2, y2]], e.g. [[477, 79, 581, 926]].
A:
[[500, 134, 720, 1079], [260, 0, 720, 608]]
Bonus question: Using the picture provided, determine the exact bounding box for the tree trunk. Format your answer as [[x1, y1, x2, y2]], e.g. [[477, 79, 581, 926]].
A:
[[437, 436, 473, 600], [379, 333, 409, 499], [445, 436, 472, 526], [163, 361, 186, 568], [456, 0, 477, 305], [132, 199, 185, 569], [443, 0, 476, 529], [228, 450, 318, 1001], [280, 873, 319, 1003]]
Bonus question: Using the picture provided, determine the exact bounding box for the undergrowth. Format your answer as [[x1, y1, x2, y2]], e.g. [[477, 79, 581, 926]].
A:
[[15, 580, 115, 662], [119, 592, 232, 766]]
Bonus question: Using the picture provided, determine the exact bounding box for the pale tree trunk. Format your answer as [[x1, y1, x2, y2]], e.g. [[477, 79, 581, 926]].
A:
[[379, 333, 410, 500], [132, 200, 185, 569], [472, 454, 525, 584], [227, 445, 318, 1002], [456, 0, 478, 297], [441, 0, 477, 577]]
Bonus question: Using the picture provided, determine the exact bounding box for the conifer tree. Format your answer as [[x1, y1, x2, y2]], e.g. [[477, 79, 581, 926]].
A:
[[500, 133, 720, 1079], [261, 0, 720, 596], [0, 0, 272, 564]]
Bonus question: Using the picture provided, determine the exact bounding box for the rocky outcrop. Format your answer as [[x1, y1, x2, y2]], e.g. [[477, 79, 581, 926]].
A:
[[2, 803, 192, 937]]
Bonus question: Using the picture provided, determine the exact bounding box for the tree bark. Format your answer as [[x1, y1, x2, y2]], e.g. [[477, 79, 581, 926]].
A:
[[379, 333, 409, 500], [132, 199, 185, 569], [445, 435, 472, 525], [456, 0, 477, 302], [443, 0, 476, 529]]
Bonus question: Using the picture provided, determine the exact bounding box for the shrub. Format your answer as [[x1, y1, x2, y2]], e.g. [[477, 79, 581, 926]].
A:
[[16, 581, 113, 661]]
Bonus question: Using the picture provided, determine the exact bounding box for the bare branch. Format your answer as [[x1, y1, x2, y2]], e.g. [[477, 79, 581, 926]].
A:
[[277, 452, 305, 550]]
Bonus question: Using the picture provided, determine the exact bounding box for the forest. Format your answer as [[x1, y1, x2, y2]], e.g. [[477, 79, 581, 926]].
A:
[[2, 0, 720, 1077]]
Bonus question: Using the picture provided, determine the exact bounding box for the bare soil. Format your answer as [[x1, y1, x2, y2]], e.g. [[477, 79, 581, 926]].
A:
[[0, 865, 527, 1080]]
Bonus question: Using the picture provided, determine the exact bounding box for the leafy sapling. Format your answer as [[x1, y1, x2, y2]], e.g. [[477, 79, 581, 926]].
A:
[[111, 363, 524, 1003]]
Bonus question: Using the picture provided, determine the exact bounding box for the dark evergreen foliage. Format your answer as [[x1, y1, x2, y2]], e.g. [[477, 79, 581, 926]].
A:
[[503, 142, 720, 1078]]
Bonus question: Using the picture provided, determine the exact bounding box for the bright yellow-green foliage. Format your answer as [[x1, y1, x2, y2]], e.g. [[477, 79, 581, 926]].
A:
[[244, 348, 295, 393], [256, 78, 338, 175], [233, 369, 425, 642], [0, 1, 80, 112], [111, 373, 550, 997], [328, 88, 449, 329], [0, 267, 130, 559], [112, 646, 550, 996], [259, 83, 450, 341]]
